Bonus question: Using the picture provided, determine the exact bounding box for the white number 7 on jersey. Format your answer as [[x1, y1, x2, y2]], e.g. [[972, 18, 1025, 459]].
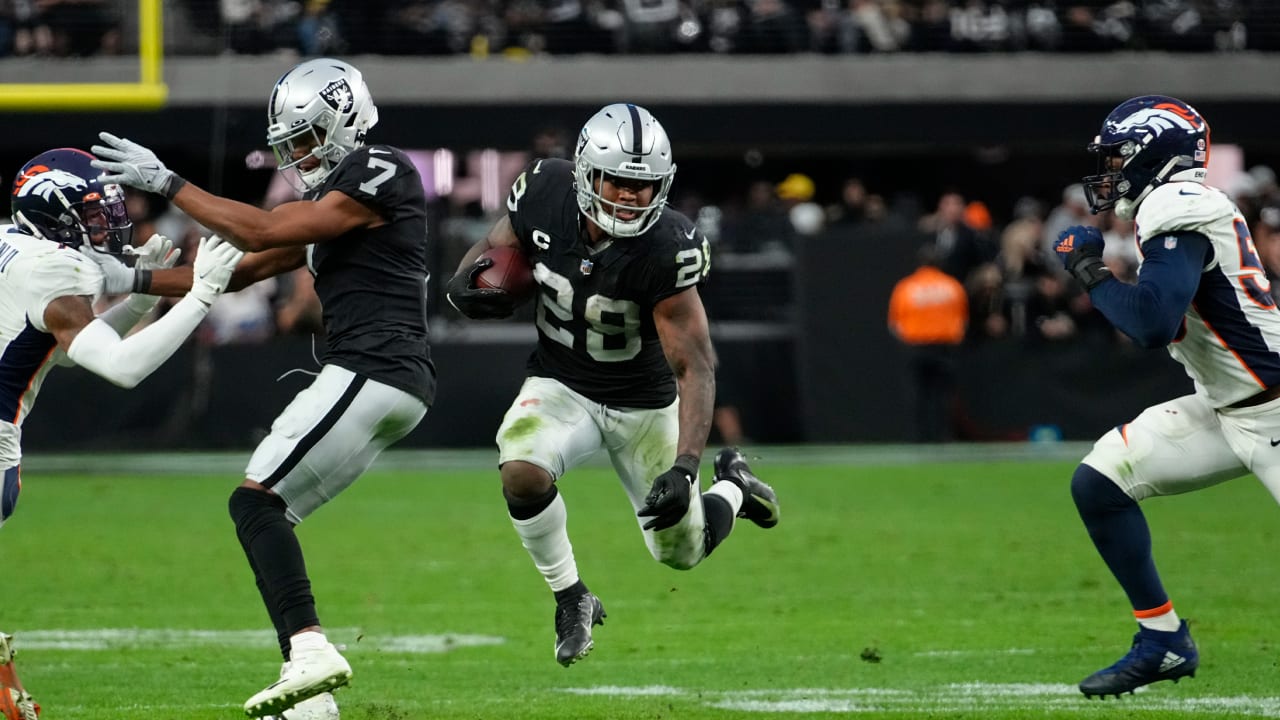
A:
[[359, 157, 396, 195]]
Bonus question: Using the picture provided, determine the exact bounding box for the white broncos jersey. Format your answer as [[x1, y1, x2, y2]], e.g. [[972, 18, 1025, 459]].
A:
[[1136, 182, 1280, 408], [0, 225, 102, 465]]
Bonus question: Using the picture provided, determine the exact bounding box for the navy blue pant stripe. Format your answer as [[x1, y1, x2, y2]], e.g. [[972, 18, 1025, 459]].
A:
[[260, 375, 368, 489]]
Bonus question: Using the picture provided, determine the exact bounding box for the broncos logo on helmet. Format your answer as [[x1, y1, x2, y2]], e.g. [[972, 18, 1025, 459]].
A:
[[10, 148, 133, 254], [1083, 95, 1210, 220]]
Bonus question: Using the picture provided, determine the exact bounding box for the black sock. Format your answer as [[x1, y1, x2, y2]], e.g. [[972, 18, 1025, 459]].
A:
[[1071, 464, 1169, 611], [702, 494, 735, 556], [229, 486, 319, 656], [554, 579, 589, 605]]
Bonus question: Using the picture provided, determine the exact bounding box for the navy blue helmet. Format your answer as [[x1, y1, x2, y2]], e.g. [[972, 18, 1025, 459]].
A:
[[10, 148, 134, 254], [1082, 95, 1210, 219]]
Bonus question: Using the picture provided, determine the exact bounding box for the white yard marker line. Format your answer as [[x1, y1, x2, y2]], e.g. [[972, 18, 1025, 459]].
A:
[[16, 628, 504, 654], [562, 684, 1280, 717]]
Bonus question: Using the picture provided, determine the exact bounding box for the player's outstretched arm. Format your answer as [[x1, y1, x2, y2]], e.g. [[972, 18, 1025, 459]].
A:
[[92, 132, 377, 252], [47, 237, 244, 388], [145, 246, 307, 298]]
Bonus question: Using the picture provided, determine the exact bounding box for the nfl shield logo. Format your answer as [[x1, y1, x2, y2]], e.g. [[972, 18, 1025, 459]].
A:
[[580, 259, 594, 275], [1164, 236, 1178, 250]]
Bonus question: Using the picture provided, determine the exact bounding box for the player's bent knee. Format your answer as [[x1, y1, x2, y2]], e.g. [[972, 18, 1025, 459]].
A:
[[501, 461, 554, 501], [1071, 463, 1136, 512]]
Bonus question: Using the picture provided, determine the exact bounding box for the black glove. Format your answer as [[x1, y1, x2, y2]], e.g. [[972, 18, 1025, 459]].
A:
[[445, 258, 516, 320], [637, 454, 699, 532]]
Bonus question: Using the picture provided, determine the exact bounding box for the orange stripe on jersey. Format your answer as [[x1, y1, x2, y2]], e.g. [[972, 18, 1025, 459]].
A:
[[1134, 600, 1174, 618], [11, 345, 56, 424], [1192, 303, 1267, 390], [1120, 423, 1130, 446]]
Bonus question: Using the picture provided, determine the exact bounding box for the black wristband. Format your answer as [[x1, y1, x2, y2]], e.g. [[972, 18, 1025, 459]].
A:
[[163, 174, 187, 200], [1068, 253, 1112, 291], [672, 454, 700, 478], [132, 268, 153, 294]]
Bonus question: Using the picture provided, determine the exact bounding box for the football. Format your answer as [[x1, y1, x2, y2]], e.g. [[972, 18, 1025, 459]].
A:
[[475, 246, 535, 302]]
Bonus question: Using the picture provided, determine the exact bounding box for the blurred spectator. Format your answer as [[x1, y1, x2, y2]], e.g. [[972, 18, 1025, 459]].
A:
[[1101, 214, 1139, 282], [614, 0, 682, 53], [776, 172, 824, 239], [41, 0, 120, 56], [919, 191, 993, 282], [721, 179, 793, 254], [827, 177, 869, 227], [221, 0, 297, 54], [888, 243, 969, 442], [738, 0, 808, 53]]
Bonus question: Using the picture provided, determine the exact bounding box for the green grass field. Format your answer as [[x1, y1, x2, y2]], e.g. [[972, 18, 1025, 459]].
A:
[[5, 447, 1280, 719]]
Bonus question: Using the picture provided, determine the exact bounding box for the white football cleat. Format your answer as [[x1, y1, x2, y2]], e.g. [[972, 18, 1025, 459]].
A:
[[260, 662, 339, 720], [244, 632, 351, 718]]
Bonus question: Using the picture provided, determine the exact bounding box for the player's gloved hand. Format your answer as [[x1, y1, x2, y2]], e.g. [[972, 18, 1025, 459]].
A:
[[1055, 225, 1112, 290], [637, 454, 699, 532], [446, 258, 516, 320], [91, 132, 187, 200], [189, 235, 244, 306], [129, 233, 182, 271], [78, 244, 145, 295]]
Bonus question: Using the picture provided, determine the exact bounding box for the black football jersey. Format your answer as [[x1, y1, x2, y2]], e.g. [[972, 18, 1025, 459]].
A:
[[305, 144, 435, 404], [507, 158, 710, 408]]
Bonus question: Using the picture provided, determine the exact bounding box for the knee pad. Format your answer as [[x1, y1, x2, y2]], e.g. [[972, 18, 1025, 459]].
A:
[[0, 467, 19, 527]]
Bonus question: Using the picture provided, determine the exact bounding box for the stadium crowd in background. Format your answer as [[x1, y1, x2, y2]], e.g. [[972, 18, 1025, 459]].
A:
[[4, 0, 1277, 58]]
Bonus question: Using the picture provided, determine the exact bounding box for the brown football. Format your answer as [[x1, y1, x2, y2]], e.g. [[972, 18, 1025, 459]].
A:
[[475, 246, 535, 302]]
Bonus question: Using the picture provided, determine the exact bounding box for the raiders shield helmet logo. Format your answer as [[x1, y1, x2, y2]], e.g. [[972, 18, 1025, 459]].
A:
[[319, 79, 354, 113]]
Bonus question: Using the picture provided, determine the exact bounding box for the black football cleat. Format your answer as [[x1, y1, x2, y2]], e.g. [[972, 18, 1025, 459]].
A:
[[1079, 620, 1198, 698], [713, 447, 779, 529], [554, 592, 605, 667]]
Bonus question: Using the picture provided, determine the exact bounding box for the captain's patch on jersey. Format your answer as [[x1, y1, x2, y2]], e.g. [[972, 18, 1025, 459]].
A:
[[1164, 235, 1178, 249]]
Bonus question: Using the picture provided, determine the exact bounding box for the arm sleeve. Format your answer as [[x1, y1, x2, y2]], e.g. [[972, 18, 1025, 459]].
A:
[[66, 294, 210, 388], [1088, 231, 1211, 348], [97, 294, 160, 336]]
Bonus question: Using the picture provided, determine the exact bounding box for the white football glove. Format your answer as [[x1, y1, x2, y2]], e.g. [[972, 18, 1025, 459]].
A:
[[78, 245, 137, 295], [91, 132, 185, 199], [189, 235, 244, 306], [127, 232, 182, 271]]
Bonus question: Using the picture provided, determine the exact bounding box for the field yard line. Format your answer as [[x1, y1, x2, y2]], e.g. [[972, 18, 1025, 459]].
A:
[[563, 684, 1280, 717], [15, 628, 504, 654], [22, 443, 1093, 475]]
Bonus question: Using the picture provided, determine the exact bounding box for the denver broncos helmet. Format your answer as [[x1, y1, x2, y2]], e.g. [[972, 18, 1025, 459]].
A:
[[1083, 95, 1210, 219], [266, 58, 379, 191], [11, 148, 133, 253], [573, 103, 676, 237]]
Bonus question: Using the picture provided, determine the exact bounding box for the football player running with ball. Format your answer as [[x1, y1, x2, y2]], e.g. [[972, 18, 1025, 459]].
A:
[[0, 148, 242, 719], [1056, 95, 1280, 698], [446, 103, 780, 667], [91, 58, 434, 719]]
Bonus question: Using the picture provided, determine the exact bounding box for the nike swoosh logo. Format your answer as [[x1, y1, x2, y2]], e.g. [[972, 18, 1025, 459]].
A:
[[1178, 189, 1200, 196], [368, 148, 391, 155], [684, 227, 696, 240], [1271, 438, 1280, 447]]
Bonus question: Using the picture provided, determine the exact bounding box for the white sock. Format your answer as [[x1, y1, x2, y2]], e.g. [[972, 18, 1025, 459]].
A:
[[289, 630, 328, 655], [511, 492, 579, 592], [1136, 603, 1182, 633]]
